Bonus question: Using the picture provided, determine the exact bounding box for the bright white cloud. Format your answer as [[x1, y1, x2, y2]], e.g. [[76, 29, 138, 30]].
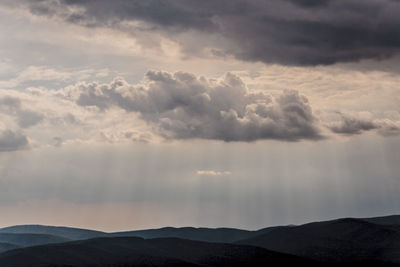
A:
[[196, 170, 232, 176]]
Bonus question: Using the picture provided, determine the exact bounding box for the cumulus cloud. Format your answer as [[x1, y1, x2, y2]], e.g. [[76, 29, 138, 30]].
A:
[[327, 112, 400, 136], [0, 69, 397, 147], [0, 130, 29, 152], [328, 112, 379, 135], [63, 71, 323, 142], [15, 0, 400, 66]]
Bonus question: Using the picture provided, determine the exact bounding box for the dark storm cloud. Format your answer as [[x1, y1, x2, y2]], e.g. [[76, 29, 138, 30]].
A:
[[283, 0, 332, 8], [19, 0, 400, 65], [0, 130, 29, 152], [67, 71, 323, 142]]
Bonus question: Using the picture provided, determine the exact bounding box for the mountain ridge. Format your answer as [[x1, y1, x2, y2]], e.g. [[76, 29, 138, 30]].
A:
[[237, 217, 400, 263], [0, 214, 399, 265]]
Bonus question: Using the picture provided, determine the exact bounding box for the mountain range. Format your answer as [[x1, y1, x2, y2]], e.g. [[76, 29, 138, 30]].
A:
[[0, 214, 399, 266]]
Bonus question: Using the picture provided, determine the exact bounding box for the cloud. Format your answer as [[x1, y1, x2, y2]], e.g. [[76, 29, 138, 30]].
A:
[[376, 120, 400, 136], [0, 66, 72, 88], [0, 66, 112, 89], [0, 69, 397, 148], [0, 96, 44, 128], [0, 68, 398, 148], [0, 130, 29, 152], [328, 112, 379, 135], [196, 170, 232, 176], [283, 0, 332, 8], [65, 71, 323, 142], [17, 110, 44, 128], [327, 112, 400, 136], [16, 0, 400, 66], [0, 96, 21, 113], [0, 86, 153, 148]]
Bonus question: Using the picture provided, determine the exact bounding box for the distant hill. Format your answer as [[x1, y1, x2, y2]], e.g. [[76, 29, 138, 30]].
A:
[[111, 225, 296, 243], [0, 225, 106, 240], [0, 233, 69, 248], [110, 227, 258, 243], [0, 236, 319, 267], [360, 215, 400, 226], [237, 218, 400, 263], [0, 243, 19, 254], [0, 225, 275, 243], [1, 214, 400, 266]]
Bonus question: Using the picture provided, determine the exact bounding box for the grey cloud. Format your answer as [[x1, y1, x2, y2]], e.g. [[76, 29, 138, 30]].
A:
[[328, 113, 400, 136], [0, 96, 21, 110], [283, 0, 332, 8], [377, 121, 400, 136], [17, 110, 44, 128], [329, 113, 379, 135], [0, 96, 43, 128], [49, 113, 81, 127], [69, 71, 323, 142], [124, 131, 152, 143], [18, 0, 400, 66], [53, 136, 63, 147], [0, 130, 29, 152]]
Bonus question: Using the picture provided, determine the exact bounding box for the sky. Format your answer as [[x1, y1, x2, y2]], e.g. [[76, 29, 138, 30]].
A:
[[0, 0, 399, 232]]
